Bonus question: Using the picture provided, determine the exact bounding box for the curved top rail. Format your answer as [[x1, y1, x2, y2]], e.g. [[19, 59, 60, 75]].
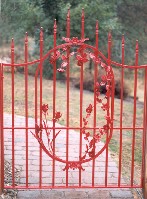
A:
[[2, 58, 41, 67], [2, 42, 147, 69]]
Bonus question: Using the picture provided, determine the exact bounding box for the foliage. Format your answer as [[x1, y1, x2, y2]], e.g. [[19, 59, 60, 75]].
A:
[[31, 0, 120, 78], [117, 0, 147, 64], [74, 69, 131, 99], [0, 0, 44, 43], [0, 0, 146, 77], [35, 0, 120, 52]]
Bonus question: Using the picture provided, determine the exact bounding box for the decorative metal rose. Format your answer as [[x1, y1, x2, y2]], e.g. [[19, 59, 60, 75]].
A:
[[31, 37, 114, 171]]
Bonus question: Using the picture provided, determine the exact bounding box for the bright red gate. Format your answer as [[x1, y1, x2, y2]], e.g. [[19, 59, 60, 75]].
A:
[[0, 9, 147, 193]]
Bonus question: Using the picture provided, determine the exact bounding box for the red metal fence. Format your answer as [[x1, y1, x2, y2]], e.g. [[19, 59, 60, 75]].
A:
[[0, 9, 147, 192]]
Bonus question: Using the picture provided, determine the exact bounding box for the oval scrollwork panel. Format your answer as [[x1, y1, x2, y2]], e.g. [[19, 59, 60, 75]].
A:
[[31, 37, 115, 171]]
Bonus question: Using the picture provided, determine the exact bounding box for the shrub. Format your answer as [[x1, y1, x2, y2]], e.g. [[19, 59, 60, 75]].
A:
[[74, 69, 131, 99]]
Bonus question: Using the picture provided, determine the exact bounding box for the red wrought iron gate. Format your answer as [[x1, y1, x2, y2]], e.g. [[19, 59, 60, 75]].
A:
[[0, 9, 147, 192]]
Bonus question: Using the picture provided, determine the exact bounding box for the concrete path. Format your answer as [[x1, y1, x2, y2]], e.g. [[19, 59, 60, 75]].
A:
[[3, 114, 135, 198]]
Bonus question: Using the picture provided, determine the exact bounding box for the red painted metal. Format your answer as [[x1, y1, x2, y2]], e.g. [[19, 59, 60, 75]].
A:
[[24, 32, 29, 187], [79, 8, 85, 187], [0, 63, 4, 192], [131, 40, 138, 186], [52, 19, 57, 187], [0, 9, 147, 191], [92, 20, 99, 187], [11, 38, 15, 187], [66, 9, 70, 187], [118, 35, 125, 186], [2, 45, 147, 69], [3, 185, 143, 189], [142, 63, 147, 187], [0, 63, 1, 193], [143, 66, 147, 197], [39, 27, 43, 187], [105, 31, 112, 187]]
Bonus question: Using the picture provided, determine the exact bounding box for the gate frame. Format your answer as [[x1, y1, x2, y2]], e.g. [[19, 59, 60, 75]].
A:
[[0, 9, 147, 196], [0, 63, 4, 195], [143, 67, 147, 198]]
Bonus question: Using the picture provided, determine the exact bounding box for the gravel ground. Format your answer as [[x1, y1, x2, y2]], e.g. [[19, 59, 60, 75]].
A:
[[0, 161, 20, 199]]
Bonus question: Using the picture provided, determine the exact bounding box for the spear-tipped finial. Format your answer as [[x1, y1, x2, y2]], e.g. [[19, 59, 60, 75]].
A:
[[25, 32, 28, 43], [122, 34, 124, 44], [96, 20, 99, 34], [108, 31, 112, 41], [82, 8, 85, 20], [136, 40, 139, 52], [67, 8, 70, 19], [121, 34, 125, 63], [66, 9, 70, 37], [81, 8, 85, 39], [95, 20, 99, 48], [40, 27, 43, 41], [135, 40, 139, 65], [54, 19, 57, 34], [11, 38, 14, 48]]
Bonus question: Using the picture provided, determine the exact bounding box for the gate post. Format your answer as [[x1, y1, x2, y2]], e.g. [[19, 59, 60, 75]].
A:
[[0, 63, 2, 194], [144, 106, 147, 198], [0, 63, 4, 194], [0, 62, 2, 194], [143, 67, 147, 198], [144, 134, 147, 199]]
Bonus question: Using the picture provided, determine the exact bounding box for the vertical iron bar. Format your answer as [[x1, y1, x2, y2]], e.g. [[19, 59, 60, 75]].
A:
[[92, 20, 98, 187], [11, 38, 15, 187], [143, 65, 147, 199], [79, 8, 84, 187], [35, 69, 38, 127], [105, 32, 111, 186], [118, 35, 125, 186], [0, 62, 2, 194], [0, 63, 4, 193], [66, 9, 70, 187], [39, 27, 43, 187], [142, 65, 147, 193], [1, 64, 4, 191], [24, 32, 29, 187], [52, 19, 57, 187], [131, 40, 138, 186], [34, 67, 39, 187]]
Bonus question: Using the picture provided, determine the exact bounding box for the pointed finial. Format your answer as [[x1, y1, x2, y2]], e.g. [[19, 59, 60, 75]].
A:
[[81, 8, 85, 38], [11, 38, 14, 48], [135, 40, 139, 65], [40, 27, 43, 33], [67, 8, 70, 19], [82, 8, 85, 21], [54, 19, 57, 34], [66, 9, 70, 37], [136, 40, 139, 52], [122, 34, 124, 44], [95, 20, 99, 48], [108, 31, 112, 42], [96, 20, 99, 34], [122, 34, 125, 47], [40, 27, 43, 41], [25, 32, 28, 43]]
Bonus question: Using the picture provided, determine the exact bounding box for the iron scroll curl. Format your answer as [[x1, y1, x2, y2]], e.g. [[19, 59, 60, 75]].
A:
[[31, 38, 115, 171]]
